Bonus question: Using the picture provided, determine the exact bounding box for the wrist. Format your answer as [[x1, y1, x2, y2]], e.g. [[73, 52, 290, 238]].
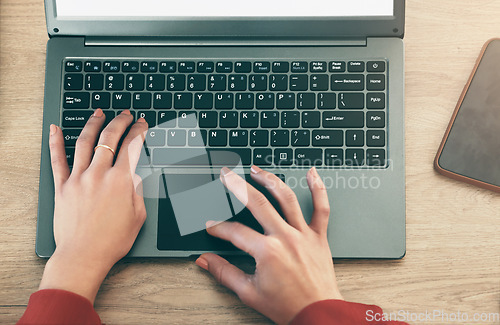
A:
[[39, 250, 111, 304]]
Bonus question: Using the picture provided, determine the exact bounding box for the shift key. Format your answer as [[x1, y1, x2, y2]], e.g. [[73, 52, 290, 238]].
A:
[[323, 111, 364, 128]]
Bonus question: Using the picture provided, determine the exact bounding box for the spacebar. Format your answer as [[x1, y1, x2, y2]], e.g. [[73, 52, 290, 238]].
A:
[[152, 148, 252, 166]]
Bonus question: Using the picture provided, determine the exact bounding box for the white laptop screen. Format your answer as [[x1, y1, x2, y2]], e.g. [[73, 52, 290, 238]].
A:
[[55, 0, 394, 18]]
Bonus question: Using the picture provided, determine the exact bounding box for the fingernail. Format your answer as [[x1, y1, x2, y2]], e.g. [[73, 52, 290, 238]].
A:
[[250, 165, 262, 174], [121, 110, 131, 115], [93, 108, 103, 117], [310, 166, 319, 177], [137, 117, 146, 123], [206, 220, 217, 228], [220, 167, 231, 177], [195, 257, 208, 271], [49, 124, 57, 136]]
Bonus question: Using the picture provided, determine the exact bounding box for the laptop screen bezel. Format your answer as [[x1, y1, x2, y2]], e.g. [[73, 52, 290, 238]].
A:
[[45, 0, 405, 39]]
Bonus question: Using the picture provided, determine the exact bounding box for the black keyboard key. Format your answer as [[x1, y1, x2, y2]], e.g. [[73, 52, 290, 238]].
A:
[[345, 149, 364, 166], [64, 74, 83, 90], [329, 61, 346, 73], [291, 130, 310, 147], [338, 93, 364, 109], [178, 62, 195, 73], [187, 75, 206, 91], [62, 128, 81, 146], [174, 93, 193, 109], [85, 74, 104, 90], [146, 129, 166, 147], [63, 92, 90, 109], [112, 92, 131, 109], [290, 75, 308, 91], [318, 93, 336, 109], [220, 111, 238, 128], [277, 93, 295, 109], [366, 93, 386, 109], [235, 62, 251, 73], [153, 93, 172, 109], [208, 74, 227, 91], [366, 112, 385, 128], [208, 130, 227, 147], [331, 74, 364, 91], [122, 61, 139, 72], [291, 61, 308, 73], [158, 111, 176, 128], [216, 62, 232, 73], [133, 93, 152, 109], [312, 130, 343, 147], [178, 111, 198, 128], [138, 110, 156, 126], [310, 61, 327, 72], [274, 149, 293, 166], [295, 149, 322, 166], [85, 61, 101, 72], [261, 112, 279, 128], [240, 111, 259, 128], [167, 74, 186, 91], [229, 130, 248, 146], [249, 75, 267, 91], [92, 92, 111, 109], [346, 130, 364, 147], [281, 111, 300, 128], [194, 93, 213, 109], [160, 61, 177, 73], [167, 129, 187, 146], [366, 149, 386, 166], [199, 111, 218, 128], [250, 130, 269, 147], [310, 75, 329, 91], [62, 110, 92, 127], [253, 62, 270, 73], [348, 61, 365, 72], [215, 93, 234, 109], [126, 74, 145, 91], [272, 62, 289, 73], [270, 75, 288, 91], [235, 93, 254, 109], [297, 93, 315, 109], [102, 110, 115, 125], [253, 149, 272, 166], [229, 75, 247, 91], [367, 74, 386, 91], [366, 130, 385, 147], [367, 61, 386, 73], [302, 111, 320, 128], [103, 61, 120, 72], [271, 130, 289, 147], [65, 61, 82, 72], [141, 61, 158, 73], [188, 129, 207, 147], [197, 61, 214, 73], [323, 111, 364, 128], [208, 149, 252, 165], [256, 93, 274, 109], [106, 74, 124, 90], [147, 74, 166, 91], [325, 149, 343, 166]]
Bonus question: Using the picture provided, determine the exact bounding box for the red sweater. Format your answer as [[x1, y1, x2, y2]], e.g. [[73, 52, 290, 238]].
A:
[[18, 289, 409, 325]]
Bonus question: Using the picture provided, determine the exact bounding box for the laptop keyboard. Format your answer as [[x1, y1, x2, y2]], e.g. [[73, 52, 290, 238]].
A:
[[61, 59, 387, 168]]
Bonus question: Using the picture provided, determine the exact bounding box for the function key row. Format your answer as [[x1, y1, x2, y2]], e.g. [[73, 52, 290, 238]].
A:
[[65, 60, 386, 74]]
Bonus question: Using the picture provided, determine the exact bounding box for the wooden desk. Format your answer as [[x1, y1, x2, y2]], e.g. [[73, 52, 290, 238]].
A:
[[1, 1, 499, 324]]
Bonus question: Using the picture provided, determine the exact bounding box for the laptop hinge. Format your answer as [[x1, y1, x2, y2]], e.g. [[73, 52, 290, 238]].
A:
[[84, 37, 367, 47]]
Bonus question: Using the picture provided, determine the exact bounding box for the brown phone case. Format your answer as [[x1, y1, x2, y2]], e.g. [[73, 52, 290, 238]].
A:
[[434, 38, 500, 193]]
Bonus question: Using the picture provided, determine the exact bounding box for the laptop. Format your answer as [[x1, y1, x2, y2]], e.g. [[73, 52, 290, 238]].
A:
[[37, 0, 406, 258]]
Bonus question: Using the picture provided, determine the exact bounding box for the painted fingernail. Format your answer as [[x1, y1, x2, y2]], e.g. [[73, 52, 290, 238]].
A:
[[93, 108, 103, 117], [220, 167, 231, 177], [121, 109, 131, 115], [195, 257, 209, 271], [250, 165, 262, 174], [49, 124, 57, 136]]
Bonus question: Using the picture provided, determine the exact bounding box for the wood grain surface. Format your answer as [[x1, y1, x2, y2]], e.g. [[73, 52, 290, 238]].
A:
[[0, 1, 499, 324]]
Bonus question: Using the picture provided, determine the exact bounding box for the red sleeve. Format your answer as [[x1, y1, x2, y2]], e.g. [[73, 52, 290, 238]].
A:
[[290, 299, 410, 325], [17, 289, 102, 325]]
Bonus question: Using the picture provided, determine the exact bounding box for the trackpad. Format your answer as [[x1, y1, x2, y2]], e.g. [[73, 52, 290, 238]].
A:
[[157, 173, 282, 251]]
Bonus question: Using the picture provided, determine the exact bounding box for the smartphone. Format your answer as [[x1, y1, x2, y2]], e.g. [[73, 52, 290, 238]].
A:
[[435, 38, 500, 192]]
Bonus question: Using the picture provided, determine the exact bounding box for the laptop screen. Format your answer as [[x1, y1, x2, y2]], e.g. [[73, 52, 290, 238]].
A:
[[55, 0, 394, 18]]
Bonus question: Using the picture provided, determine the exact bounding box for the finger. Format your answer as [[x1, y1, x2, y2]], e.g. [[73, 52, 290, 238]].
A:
[[220, 167, 287, 234], [250, 165, 307, 231], [206, 221, 265, 256], [307, 167, 331, 235], [132, 174, 147, 224], [196, 253, 256, 304], [114, 118, 148, 174], [91, 110, 134, 169], [72, 109, 106, 174], [48, 124, 70, 191]]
